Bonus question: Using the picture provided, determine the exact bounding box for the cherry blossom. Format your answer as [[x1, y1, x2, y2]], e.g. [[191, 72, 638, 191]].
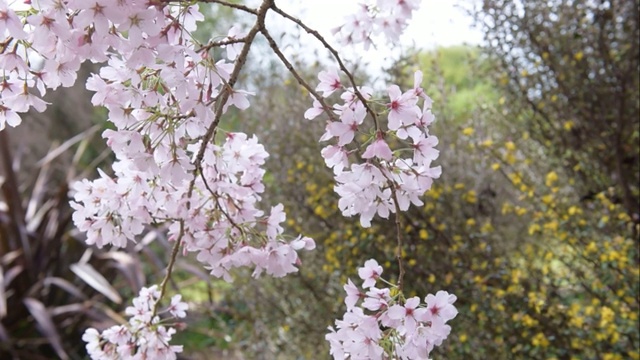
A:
[[83, 285, 187, 360], [333, 0, 420, 48], [327, 260, 457, 359], [316, 68, 343, 97], [362, 134, 394, 161], [358, 259, 383, 288], [387, 84, 421, 130]]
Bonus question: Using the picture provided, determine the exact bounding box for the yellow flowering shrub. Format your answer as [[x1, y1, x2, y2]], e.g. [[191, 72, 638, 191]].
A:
[[193, 39, 638, 359]]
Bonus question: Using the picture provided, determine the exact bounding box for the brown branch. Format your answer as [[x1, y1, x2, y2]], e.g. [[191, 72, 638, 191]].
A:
[[163, 0, 258, 15], [203, 0, 258, 15], [390, 187, 405, 292], [197, 37, 249, 54], [269, 3, 380, 129], [153, 0, 274, 312], [259, 28, 337, 122], [153, 220, 184, 316]]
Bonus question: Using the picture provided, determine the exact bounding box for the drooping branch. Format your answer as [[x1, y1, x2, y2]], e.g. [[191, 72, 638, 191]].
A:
[[155, 0, 275, 311], [259, 27, 338, 122], [270, 3, 380, 130]]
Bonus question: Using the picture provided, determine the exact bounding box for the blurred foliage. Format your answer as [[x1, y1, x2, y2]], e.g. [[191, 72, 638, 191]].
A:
[[474, 0, 639, 219], [0, 129, 151, 359]]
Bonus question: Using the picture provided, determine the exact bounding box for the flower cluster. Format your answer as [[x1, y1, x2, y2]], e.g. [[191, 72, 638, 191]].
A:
[[0, 1, 202, 129], [306, 70, 441, 227], [332, 0, 420, 49], [71, 131, 316, 281], [0, 1, 314, 279], [326, 260, 457, 359], [83, 285, 188, 360]]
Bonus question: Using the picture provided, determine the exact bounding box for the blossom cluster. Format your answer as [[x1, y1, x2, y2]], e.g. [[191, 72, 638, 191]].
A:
[[332, 0, 421, 49], [306, 69, 441, 227], [71, 131, 316, 281], [0, 1, 315, 279], [326, 260, 458, 359], [83, 285, 188, 360]]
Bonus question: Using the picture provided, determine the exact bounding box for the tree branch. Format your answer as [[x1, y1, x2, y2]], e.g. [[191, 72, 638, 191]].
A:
[[270, 3, 380, 129]]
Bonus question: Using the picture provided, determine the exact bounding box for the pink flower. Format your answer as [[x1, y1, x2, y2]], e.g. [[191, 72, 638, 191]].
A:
[[412, 135, 439, 166], [266, 204, 285, 240], [358, 259, 383, 288], [422, 290, 458, 322], [362, 133, 393, 161], [344, 279, 363, 310], [168, 295, 189, 318], [0, 4, 27, 39], [304, 97, 324, 120], [324, 106, 364, 146], [291, 236, 316, 251], [320, 145, 349, 174], [223, 89, 254, 112], [263, 242, 299, 278], [374, 13, 404, 42], [0, 104, 21, 130], [316, 68, 342, 97], [387, 84, 420, 130], [225, 25, 245, 61], [362, 287, 390, 311], [387, 296, 422, 335]]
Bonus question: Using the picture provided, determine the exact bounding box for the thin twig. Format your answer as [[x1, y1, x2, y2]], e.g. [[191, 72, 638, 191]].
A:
[[192, 0, 272, 180], [390, 186, 406, 292], [165, 0, 258, 15], [270, 3, 380, 129], [153, 0, 273, 314], [197, 37, 249, 54], [259, 28, 337, 121], [153, 220, 185, 315], [207, 0, 258, 15]]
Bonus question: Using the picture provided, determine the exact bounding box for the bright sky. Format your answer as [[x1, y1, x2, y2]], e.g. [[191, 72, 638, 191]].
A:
[[273, 0, 483, 72], [282, 0, 482, 48]]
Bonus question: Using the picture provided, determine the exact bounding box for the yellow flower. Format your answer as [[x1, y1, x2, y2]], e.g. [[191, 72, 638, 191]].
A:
[[464, 190, 477, 204], [528, 223, 541, 235], [462, 127, 474, 136], [522, 314, 538, 327], [509, 172, 522, 185], [600, 306, 615, 327], [459, 333, 468, 343], [570, 314, 585, 328], [481, 221, 494, 233], [563, 120, 574, 130], [545, 171, 558, 187], [531, 332, 549, 347]]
